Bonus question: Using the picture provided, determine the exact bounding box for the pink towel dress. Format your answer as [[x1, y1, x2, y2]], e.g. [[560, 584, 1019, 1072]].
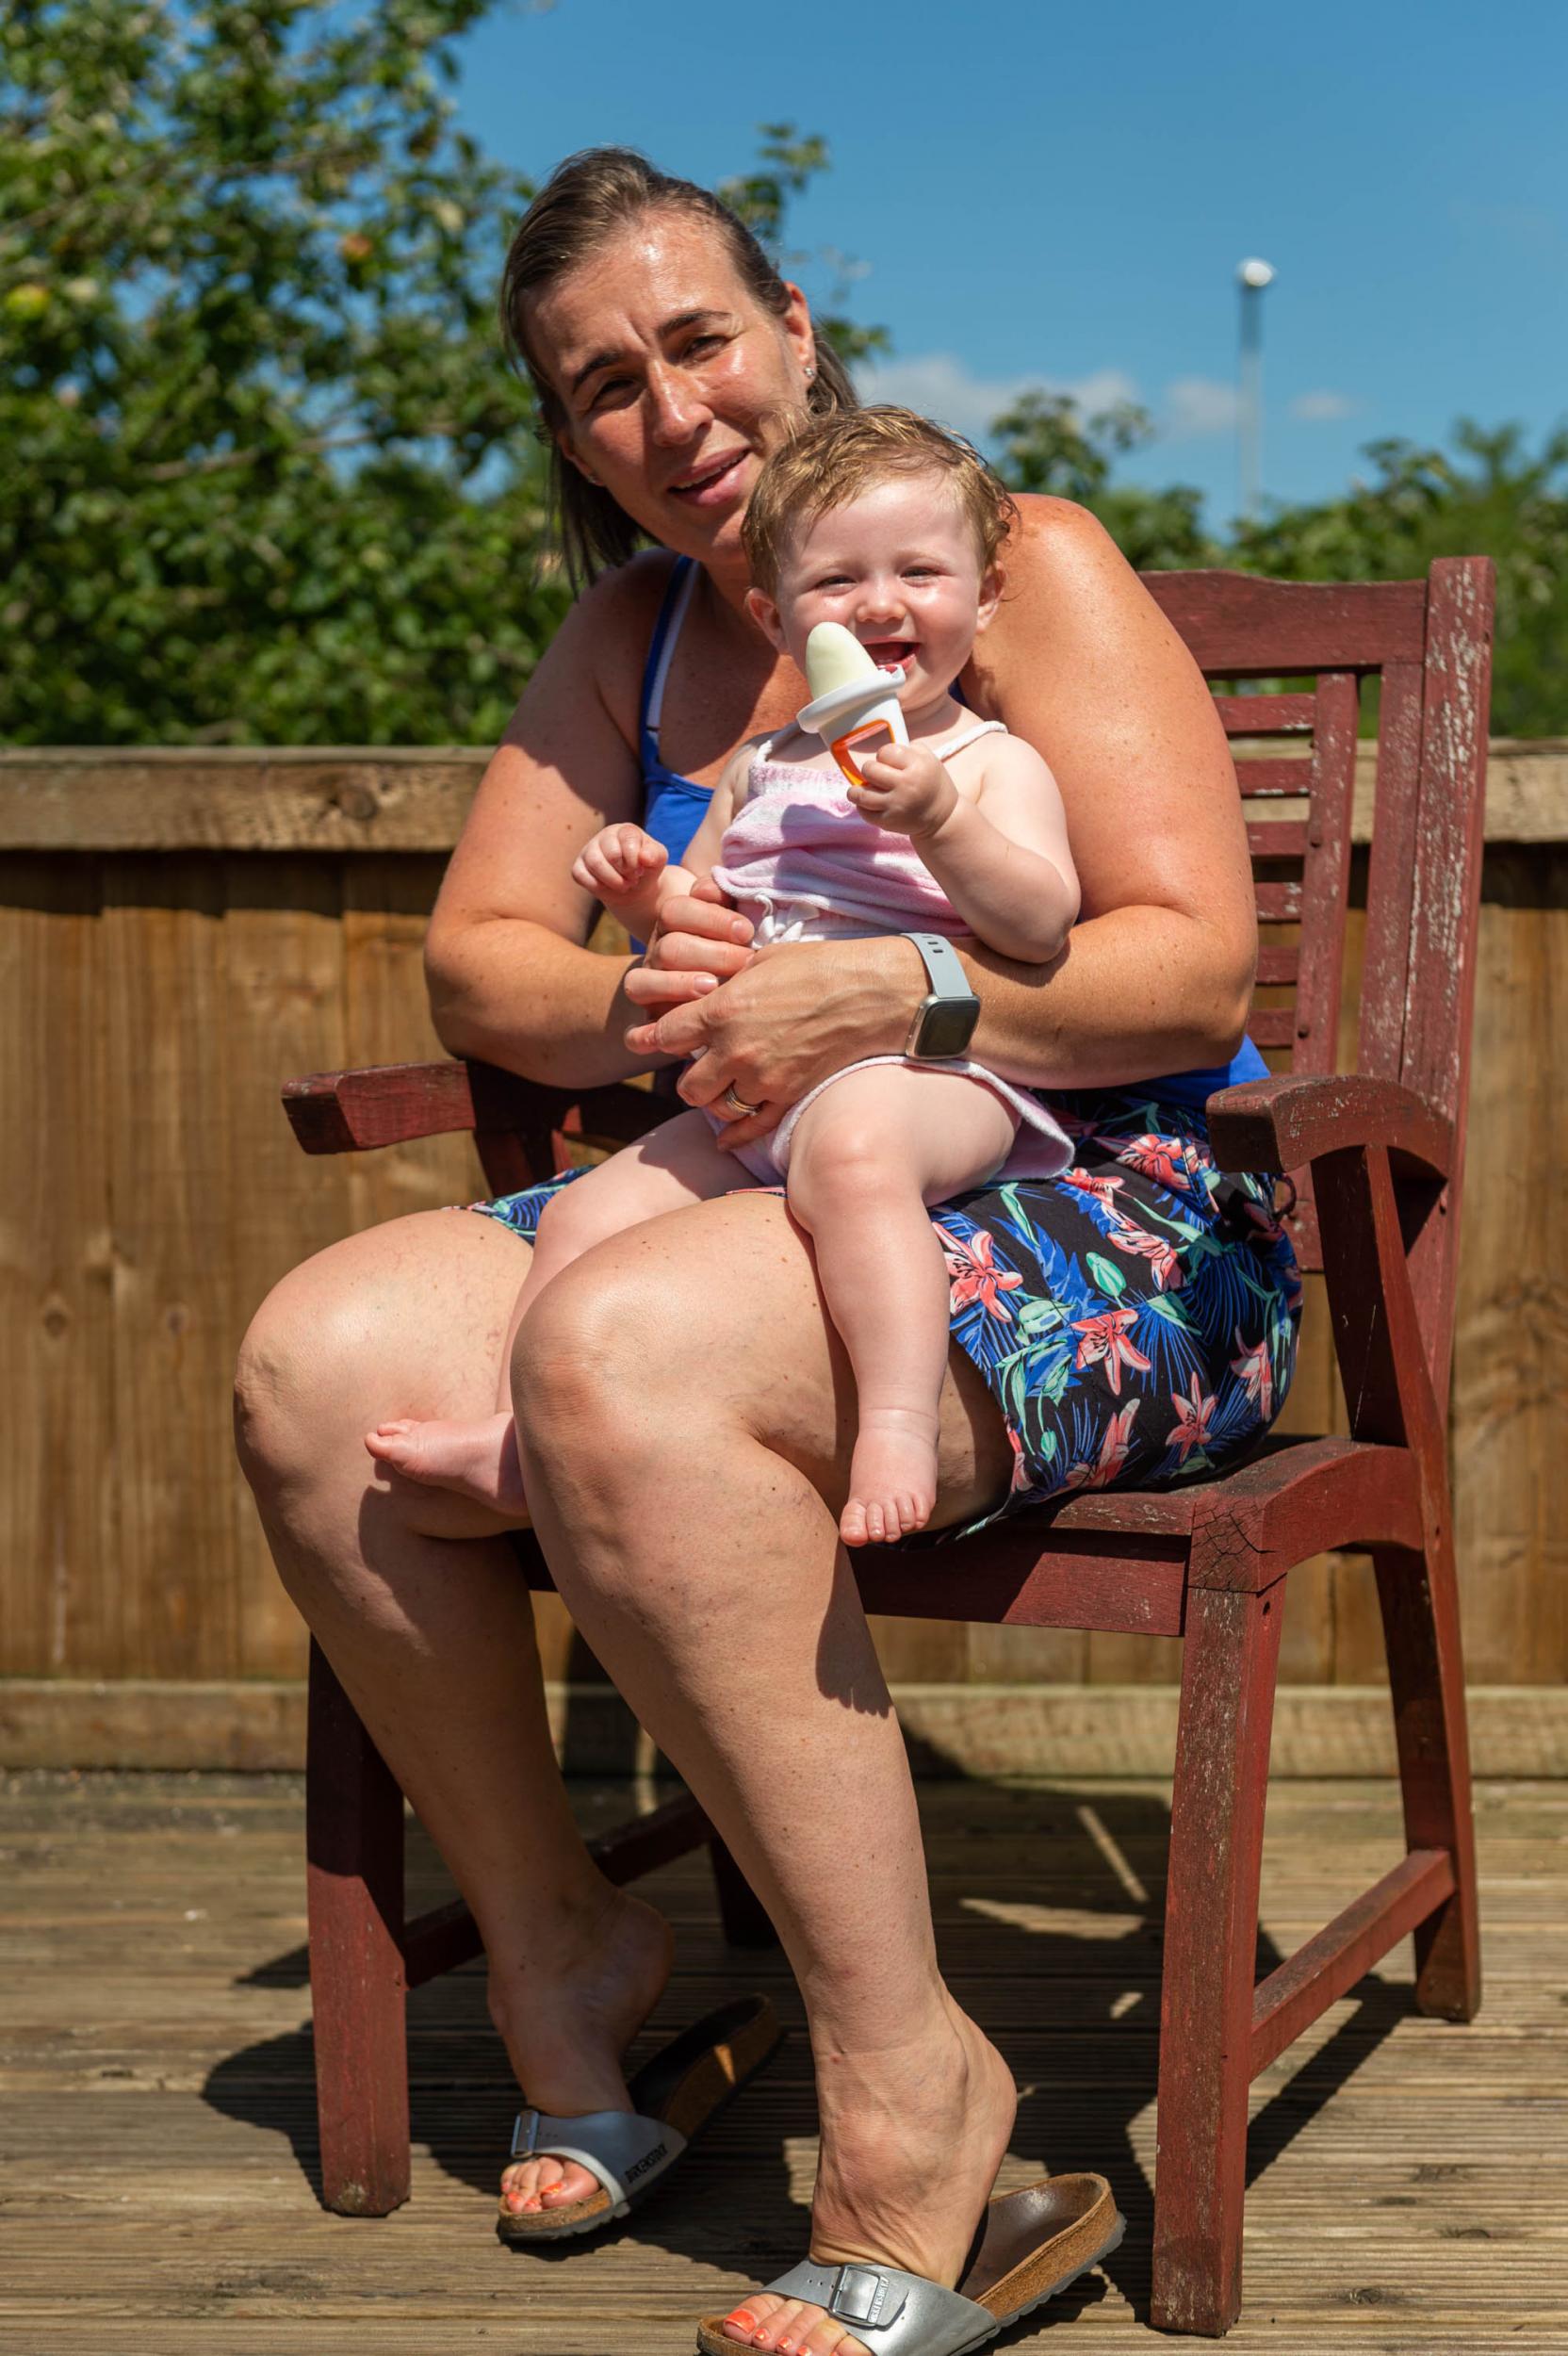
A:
[[705, 720, 1073, 1188]]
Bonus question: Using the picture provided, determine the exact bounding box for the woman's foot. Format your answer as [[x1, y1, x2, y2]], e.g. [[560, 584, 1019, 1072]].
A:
[[494, 1884, 676, 2217], [839, 1409, 938, 1547], [366, 1410, 527, 1517], [717, 1995, 1017, 2354]]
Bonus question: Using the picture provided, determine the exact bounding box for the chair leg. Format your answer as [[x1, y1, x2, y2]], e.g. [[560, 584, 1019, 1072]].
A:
[[709, 1834, 779, 1949], [1373, 1531, 1481, 2021], [305, 1641, 412, 2215], [1151, 1580, 1283, 2338]]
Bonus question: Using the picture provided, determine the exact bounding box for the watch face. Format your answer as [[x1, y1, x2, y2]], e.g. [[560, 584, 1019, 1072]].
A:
[[915, 995, 983, 1060]]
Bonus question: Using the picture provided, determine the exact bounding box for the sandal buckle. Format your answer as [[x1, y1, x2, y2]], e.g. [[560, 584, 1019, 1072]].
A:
[[510, 2109, 541, 2159], [830, 2266, 888, 2326]]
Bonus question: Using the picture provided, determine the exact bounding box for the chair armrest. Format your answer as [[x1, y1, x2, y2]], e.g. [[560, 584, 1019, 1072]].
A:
[[1206, 1073, 1453, 1181], [282, 1060, 521, 1153], [282, 1059, 665, 1158]]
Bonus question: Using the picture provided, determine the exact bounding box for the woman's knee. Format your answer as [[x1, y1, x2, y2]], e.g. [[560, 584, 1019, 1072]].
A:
[[235, 1210, 521, 1496], [233, 1251, 368, 1499], [509, 1243, 660, 1456]]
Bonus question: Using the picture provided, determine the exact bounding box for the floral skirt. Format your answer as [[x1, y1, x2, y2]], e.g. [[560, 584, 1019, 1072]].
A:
[[466, 1087, 1302, 1543]]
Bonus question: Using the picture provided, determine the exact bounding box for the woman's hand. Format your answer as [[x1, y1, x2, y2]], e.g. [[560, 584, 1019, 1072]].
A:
[[623, 874, 757, 1013], [625, 929, 922, 1155]]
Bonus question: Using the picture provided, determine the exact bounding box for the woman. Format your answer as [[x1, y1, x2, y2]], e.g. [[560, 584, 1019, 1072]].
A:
[[236, 149, 1298, 2356]]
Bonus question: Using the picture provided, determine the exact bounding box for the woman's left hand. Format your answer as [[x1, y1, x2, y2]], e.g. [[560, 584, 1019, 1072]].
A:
[[625, 932, 920, 1154]]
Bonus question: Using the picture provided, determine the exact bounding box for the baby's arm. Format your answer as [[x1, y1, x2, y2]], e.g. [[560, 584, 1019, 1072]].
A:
[[570, 750, 747, 937], [855, 736, 1079, 963]]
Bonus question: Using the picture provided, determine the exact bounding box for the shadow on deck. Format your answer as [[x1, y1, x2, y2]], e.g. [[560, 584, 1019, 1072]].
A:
[[4, 1770, 1563, 2350]]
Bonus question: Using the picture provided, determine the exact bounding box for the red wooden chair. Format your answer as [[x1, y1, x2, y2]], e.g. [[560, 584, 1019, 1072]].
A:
[[283, 558, 1493, 2335]]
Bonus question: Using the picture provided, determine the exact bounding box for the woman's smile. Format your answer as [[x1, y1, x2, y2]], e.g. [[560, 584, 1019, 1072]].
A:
[[669, 447, 753, 504]]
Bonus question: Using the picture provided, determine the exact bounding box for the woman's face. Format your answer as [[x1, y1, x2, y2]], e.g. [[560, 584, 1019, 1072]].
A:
[[529, 209, 815, 568]]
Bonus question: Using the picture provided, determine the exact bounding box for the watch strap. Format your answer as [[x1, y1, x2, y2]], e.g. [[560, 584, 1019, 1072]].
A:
[[902, 930, 981, 1060], [902, 930, 972, 1001]]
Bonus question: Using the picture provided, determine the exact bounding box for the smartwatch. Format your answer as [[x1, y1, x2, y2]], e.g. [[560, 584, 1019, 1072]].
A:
[[902, 931, 982, 1061]]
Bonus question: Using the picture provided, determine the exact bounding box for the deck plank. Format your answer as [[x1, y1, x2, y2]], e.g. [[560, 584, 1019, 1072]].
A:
[[3, 1771, 1565, 2351]]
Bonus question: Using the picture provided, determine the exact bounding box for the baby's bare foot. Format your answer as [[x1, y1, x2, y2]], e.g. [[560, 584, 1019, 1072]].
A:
[[839, 1410, 938, 1546], [366, 1410, 527, 1516]]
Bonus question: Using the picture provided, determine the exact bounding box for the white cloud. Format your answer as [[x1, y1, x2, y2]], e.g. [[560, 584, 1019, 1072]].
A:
[[1289, 388, 1358, 423], [1163, 377, 1240, 439], [853, 352, 1137, 445], [854, 353, 1362, 457]]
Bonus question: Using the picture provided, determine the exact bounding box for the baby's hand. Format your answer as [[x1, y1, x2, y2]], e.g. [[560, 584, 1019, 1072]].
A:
[[572, 823, 667, 903], [850, 742, 959, 841]]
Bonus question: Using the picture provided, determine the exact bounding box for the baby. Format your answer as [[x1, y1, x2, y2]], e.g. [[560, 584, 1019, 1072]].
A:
[[369, 406, 1079, 1545]]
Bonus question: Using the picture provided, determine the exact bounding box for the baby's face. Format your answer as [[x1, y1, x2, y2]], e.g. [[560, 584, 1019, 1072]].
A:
[[761, 473, 998, 711]]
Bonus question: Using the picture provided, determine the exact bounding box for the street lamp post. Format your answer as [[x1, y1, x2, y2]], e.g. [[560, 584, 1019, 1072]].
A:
[[1236, 256, 1275, 523]]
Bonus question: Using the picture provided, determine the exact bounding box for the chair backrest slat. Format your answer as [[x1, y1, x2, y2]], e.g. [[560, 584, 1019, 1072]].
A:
[[1253, 879, 1304, 922], [1247, 820, 1310, 859], [1214, 693, 1316, 735], [1145, 571, 1429, 672], [1397, 560, 1495, 1391], [1254, 944, 1299, 987], [1357, 659, 1426, 1083], [1291, 671, 1359, 1080], [1233, 760, 1316, 799], [1144, 562, 1494, 1341]]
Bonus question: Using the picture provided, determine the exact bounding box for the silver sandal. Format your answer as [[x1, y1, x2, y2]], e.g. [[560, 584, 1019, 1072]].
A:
[[498, 1993, 782, 2244], [695, 2173, 1124, 2354]]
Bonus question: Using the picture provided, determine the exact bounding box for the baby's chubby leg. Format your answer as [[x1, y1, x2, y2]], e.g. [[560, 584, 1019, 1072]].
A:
[[783, 1068, 1016, 1546], [367, 1112, 755, 1527]]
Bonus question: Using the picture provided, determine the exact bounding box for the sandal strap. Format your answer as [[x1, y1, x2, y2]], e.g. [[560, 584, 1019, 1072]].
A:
[[761, 2260, 998, 2356], [509, 2106, 689, 2210]]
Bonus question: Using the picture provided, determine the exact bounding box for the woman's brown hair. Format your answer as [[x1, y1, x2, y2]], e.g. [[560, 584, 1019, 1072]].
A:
[[499, 147, 858, 587]]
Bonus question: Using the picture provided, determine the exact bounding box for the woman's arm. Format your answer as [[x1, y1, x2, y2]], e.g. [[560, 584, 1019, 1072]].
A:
[[424, 561, 674, 1089], [956, 496, 1257, 1082]]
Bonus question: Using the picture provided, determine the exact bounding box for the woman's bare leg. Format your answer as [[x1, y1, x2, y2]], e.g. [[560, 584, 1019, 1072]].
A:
[[510, 1193, 1017, 2356], [367, 1113, 755, 1524], [785, 1068, 1015, 1548], [234, 1205, 670, 2218]]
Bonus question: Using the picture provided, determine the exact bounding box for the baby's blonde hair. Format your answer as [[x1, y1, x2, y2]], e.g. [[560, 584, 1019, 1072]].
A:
[[743, 404, 1017, 597]]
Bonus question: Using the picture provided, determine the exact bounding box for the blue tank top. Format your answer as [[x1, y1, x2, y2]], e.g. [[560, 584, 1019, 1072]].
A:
[[635, 556, 1266, 1111]]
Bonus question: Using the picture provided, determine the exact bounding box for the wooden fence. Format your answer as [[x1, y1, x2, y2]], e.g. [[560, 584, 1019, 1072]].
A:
[[2, 743, 1564, 1772]]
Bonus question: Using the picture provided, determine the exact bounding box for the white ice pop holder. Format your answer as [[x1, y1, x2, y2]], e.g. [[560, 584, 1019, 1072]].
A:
[[795, 667, 909, 786]]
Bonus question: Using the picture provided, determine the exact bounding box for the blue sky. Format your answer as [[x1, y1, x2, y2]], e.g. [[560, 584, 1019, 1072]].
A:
[[455, 0, 1566, 531]]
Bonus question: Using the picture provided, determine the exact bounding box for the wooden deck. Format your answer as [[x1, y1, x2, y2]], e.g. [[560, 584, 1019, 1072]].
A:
[[4, 1770, 1565, 2352]]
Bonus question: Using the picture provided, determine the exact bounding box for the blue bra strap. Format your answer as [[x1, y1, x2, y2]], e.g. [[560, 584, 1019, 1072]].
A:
[[638, 555, 697, 769]]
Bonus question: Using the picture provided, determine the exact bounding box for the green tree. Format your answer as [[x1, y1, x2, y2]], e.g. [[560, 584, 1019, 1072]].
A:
[[1, 0, 879, 745], [3, 0, 560, 744], [1230, 421, 1568, 737], [989, 391, 1216, 571], [719, 123, 889, 372], [991, 394, 1567, 732]]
